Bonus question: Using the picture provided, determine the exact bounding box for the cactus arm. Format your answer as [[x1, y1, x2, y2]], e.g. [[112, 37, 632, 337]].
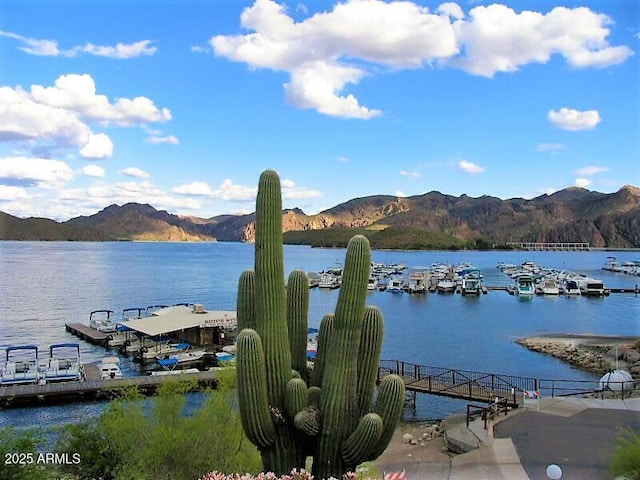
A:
[[287, 270, 310, 382], [294, 406, 321, 436], [357, 306, 384, 417], [342, 413, 383, 467], [235, 329, 276, 448], [367, 374, 406, 460], [315, 235, 371, 480], [254, 170, 292, 408], [310, 314, 334, 388], [285, 377, 308, 420], [237, 270, 256, 332], [307, 386, 321, 406]]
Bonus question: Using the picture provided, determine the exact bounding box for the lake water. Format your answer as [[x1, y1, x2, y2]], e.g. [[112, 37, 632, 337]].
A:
[[0, 241, 638, 429]]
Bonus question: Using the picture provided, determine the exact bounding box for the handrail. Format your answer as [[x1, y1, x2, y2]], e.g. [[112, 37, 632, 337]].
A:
[[379, 360, 637, 402], [466, 397, 509, 428]]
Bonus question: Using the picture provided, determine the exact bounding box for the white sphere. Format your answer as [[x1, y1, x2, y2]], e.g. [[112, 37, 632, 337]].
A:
[[546, 464, 563, 479]]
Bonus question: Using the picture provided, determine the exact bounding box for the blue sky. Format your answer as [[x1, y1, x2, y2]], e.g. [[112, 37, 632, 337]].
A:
[[0, 0, 638, 221]]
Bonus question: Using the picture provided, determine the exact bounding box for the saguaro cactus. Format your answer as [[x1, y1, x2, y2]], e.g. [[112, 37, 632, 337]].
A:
[[236, 169, 405, 478]]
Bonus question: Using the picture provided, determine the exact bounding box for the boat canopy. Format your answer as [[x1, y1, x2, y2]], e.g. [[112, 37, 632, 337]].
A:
[[49, 343, 80, 354], [5, 345, 39, 359], [119, 305, 236, 337], [157, 357, 179, 367]]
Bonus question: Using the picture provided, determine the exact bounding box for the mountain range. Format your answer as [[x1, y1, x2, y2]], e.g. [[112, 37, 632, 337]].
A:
[[1, 185, 639, 248]]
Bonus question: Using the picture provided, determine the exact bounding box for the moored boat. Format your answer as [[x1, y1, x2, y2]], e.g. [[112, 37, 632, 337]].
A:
[[539, 277, 560, 295], [515, 274, 535, 296], [563, 279, 582, 296], [42, 343, 83, 383], [386, 275, 404, 293], [0, 345, 40, 385], [99, 356, 123, 379], [156, 343, 206, 369], [461, 270, 483, 296]]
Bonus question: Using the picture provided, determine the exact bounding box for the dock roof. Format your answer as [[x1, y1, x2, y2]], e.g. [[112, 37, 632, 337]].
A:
[[120, 305, 236, 337]]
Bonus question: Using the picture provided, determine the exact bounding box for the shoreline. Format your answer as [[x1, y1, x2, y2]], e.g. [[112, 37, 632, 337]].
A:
[[516, 333, 640, 379]]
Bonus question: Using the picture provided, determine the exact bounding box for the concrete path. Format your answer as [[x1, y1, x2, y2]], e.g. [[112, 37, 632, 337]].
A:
[[390, 396, 640, 480]]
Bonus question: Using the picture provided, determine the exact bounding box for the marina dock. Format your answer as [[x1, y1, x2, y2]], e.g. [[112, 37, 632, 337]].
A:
[[65, 323, 111, 346], [0, 368, 216, 408]]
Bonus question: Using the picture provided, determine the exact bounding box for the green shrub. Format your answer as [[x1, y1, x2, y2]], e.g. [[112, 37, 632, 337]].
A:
[[609, 426, 640, 480]]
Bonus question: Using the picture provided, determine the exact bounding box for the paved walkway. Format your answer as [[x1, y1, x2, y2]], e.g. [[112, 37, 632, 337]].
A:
[[449, 396, 640, 480]]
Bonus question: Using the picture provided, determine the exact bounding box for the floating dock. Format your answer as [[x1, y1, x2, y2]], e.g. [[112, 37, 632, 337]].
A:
[[0, 369, 216, 408], [65, 323, 111, 346]]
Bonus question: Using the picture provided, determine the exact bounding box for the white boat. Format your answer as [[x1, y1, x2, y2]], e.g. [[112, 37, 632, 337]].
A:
[[135, 341, 187, 362], [1, 345, 40, 385], [89, 309, 118, 333], [407, 268, 429, 293], [602, 256, 622, 272], [516, 274, 535, 296], [436, 279, 456, 293], [578, 277, 606, 296], [563, 279, 581, 296], [99, 356, 123, 379], [540, 277, 560, 295], [42, 343, 83, 383], [151, 368, 200, 376], [386, 276, 404, 293], [156, 344, 206, 369], [318, 273, 340, 289], [461, 270, 483, 296], [367, 276, 379, 291]]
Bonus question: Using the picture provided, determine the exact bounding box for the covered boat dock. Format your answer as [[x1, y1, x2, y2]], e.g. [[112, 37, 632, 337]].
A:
[[119, 304, 237, 349]]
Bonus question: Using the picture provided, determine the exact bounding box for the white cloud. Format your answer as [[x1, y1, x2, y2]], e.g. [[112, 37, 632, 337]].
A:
[[457, 160, 485, 174], [0, 31, 157, 58], [574, 166, 609, 176], [212, 179, 257, 201], [0, 85, 91, 146], [191, 45, 209, 53], [536, 143, 564, 153], [548, 108, 601, 131], [121, 167, 150, 179], [81, 165, 106, 178], [539, 187, 559, 196], [81, 40, 157, 59], [0, 185, 30, 201], [30, 74, 171, 125], [449, 5, 634, 77], [437, 2, 464, 20], [282, 185, 322, 200], [59, 181, 202, 212], [212, 1, 633, 117], [574, 178, 591, 188], [212, 0, 458, 118], [399, 170, 420, 178], [146, 134, 179, 145], [80, 133, 114, 159], [337, 156, 349, 163], [172, 182, 216, 196], [0, 74, 171, 159], [395, 190, 407, 197], [0, 156, 74, 187]]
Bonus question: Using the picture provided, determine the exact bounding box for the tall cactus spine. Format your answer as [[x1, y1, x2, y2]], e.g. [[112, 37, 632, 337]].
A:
[[287, 270, 310, 381], [254, 170, 291, 407], [236, 170, 304, 474], [314, 235, 371, 479]]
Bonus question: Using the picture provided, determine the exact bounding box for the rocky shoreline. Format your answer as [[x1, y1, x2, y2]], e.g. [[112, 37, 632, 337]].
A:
[[516, 333, 640, 379]]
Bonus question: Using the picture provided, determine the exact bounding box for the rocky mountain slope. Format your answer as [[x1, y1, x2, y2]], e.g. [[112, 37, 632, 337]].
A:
[[1, 186, 638, 248]]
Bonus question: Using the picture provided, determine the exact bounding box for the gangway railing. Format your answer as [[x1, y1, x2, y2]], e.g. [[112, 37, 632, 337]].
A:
[[378, 360, 638, 405]]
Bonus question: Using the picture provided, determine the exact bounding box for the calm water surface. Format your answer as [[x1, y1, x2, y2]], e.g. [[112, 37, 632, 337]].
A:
[[0, 242, 638, 427]]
